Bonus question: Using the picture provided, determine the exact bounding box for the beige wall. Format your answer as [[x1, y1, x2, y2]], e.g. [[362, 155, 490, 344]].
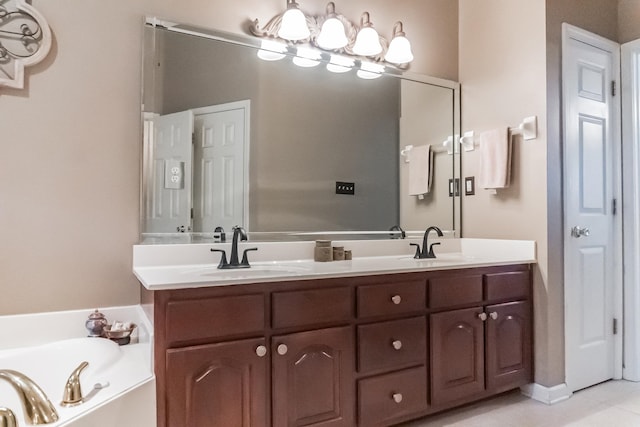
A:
[[458, 0, 549, 384], [0, 0, 458, 315], [619, 0, 640, 43]]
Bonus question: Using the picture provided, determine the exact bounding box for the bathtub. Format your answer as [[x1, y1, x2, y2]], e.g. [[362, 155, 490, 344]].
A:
[[0, 306, 156, 427]]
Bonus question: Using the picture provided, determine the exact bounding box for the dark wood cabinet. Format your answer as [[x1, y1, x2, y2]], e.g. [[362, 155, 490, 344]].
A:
[[165, 337, 268, 427], [430, 307, 485, 407], [272, 327, 354, 427], [149, 264, 532, 427]]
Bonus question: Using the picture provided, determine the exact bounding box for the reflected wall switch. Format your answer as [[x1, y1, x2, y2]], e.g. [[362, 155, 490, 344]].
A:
[[336, 181, 355, 195]]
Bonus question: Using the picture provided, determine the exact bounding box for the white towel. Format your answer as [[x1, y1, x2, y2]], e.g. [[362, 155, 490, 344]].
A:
[[407, 144, 434, 197], [478, 128, 511, 190]]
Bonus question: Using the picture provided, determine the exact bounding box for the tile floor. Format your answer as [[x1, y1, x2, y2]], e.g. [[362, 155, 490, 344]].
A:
[[400, 380, 640, 426]]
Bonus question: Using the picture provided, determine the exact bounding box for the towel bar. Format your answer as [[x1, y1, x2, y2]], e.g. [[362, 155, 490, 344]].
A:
[[459, 115, 538, 152]]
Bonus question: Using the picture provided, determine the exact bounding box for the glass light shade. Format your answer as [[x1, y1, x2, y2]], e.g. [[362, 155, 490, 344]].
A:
[[293, 46, 321, 67], [278, 7, 310, 41], [257, 40, 288, 61], [357, 61, 384, 79], [326, 54, 354, 73], [317, 17, 348, 49], [352, 26, 382, 56], [385, 35, 414, 64]]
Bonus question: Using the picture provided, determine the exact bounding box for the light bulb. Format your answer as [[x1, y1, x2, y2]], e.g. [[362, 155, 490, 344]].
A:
[[278, 1, 310, 41], [352, 12, 382, 56], [317, 17, 348, 49], [385, 22, 414, 64], [293, 46, 321, 67], [257, 39, 288, 61]]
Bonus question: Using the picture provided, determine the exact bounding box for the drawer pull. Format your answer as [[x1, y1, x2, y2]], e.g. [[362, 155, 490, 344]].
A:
[[392, 393, 403, 404], [478, 312, 488, 321], [391, 340, 403, 350], [391, 295, 402, 305], [277, 344, 288, 356], [490, 311, 499, 320], [255, 345, 267, 357]]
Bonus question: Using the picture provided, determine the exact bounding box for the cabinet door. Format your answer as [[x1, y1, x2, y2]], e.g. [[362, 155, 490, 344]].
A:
[[272, 326, 354, 427], [486, 301, 532, 393], [166, 337, 267, 427], [430, 307, 485, 407]]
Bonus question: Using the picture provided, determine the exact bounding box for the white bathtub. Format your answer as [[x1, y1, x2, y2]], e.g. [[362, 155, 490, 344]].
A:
[[0, 306, 156, 427]]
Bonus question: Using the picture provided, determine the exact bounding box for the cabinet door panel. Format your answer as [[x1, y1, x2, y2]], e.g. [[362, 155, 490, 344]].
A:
[[430, 307, 485, 406], [486, 301, 532, 392], [272, 326, 354, 427], [166, 338, 267, 427]]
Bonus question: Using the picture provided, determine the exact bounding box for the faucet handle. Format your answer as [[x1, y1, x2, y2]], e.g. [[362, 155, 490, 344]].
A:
[[0, 408, 17, 427], [428, 242, 441, 258], [61, 361, 88, 407], [241, 248, 258, 267], [410, 243, 421, 259], [211, 248, 229, 269]]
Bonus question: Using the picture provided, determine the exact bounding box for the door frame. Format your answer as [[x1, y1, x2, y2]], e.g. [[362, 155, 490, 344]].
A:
[[561, 23, 623, 389], [191, 100, 251, 231], [622, 38, 640, 381]]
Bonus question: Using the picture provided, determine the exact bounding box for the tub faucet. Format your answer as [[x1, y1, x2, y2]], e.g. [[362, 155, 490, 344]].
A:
[[0, 370, 59, 425], [411, 226, 444, 259], [211, 226, 257, 269]]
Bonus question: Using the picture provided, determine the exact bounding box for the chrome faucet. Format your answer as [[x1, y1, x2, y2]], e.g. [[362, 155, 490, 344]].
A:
[[211, 226, 257, 269], [0, 370, 59, 425], [410, 226, 444, 259]]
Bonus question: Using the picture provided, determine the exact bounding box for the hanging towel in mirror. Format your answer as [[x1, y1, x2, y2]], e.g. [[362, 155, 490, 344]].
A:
[[408, 144, 434, 198], [478, 128, 511, 190]]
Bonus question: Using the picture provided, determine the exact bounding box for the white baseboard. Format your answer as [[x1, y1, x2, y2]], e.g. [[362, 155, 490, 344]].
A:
[[520, 383, 573, 405]]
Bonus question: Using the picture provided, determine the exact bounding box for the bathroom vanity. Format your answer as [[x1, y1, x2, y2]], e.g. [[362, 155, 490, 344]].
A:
[[136, 239, 534, 427]]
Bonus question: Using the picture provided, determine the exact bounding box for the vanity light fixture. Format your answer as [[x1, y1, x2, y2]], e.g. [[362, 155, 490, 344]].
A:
[[384, 22, 414, 64], [316, 2, 348, 50], [356, 61, 385, 79], [278, 0, 310, 41], [293, 46, 322, 67], [352, 12, 382, 57], [250, 1, 414, 70], [257, 39, 288, 61], [326, 54, 354, 73]]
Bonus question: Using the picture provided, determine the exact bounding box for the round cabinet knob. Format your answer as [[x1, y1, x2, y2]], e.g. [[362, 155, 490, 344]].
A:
[[277, 344, 288, 356], [392, 393, 403, 404], [478, 312, 488, 321], [392, 340, 403, 350], [489, 312, 499, 320], [391, 295, 402, 305], [255, 345, 267, 357]]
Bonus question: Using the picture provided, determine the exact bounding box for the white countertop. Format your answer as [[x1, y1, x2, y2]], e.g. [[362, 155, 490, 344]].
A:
[[133, 238, 536, 291]]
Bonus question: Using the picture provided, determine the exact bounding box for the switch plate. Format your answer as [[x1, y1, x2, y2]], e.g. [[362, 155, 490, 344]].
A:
[[336, 181, 355, 195]]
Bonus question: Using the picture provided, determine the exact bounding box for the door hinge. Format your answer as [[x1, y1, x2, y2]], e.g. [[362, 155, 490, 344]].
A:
[[612, 80, 616, 97], [613, 318, 619, 335], [612, 198, 617, 215]]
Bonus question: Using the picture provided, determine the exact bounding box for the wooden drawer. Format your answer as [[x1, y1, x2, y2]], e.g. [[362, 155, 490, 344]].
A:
[[357, 280, 425, 318], [165, 294, 264, 346], [272, 287, 352, 329], [358, 366, 428, 426], [429, 275, 483, 309], [357, 317, 426, 373], [485, 270, 530, 301]]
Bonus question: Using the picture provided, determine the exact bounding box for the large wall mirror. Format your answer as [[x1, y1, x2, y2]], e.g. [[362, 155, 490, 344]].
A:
[[141, 18, 461, 243]]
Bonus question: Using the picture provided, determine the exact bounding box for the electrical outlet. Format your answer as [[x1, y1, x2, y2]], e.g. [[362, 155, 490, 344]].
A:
[[336, 181, 355, 195]]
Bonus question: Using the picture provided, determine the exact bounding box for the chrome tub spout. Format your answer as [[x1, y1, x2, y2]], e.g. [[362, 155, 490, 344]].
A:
[[0, 370, 59, 425]]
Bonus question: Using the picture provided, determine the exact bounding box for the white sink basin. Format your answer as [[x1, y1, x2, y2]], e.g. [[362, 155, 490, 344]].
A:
[[181, 263, 312, 280], [399, 253, 478, 263]]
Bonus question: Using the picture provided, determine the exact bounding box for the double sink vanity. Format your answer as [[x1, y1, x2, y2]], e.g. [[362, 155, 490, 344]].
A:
[[135, 237, 536, 427]]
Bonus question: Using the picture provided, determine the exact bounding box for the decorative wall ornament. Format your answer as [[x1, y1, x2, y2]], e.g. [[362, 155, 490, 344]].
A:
[[249, 1, 412, 70], [0, 0, 52, 89]]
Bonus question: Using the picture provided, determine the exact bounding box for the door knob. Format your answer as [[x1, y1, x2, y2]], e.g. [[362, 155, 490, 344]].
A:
[[571, 226, 590, 238]]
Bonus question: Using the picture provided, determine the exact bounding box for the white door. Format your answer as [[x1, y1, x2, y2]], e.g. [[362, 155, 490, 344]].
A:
[[146, 110, 194, 233], [562, 24, 622, 392], [622, 38, 640, 381], [192, 101, 249, 232]]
